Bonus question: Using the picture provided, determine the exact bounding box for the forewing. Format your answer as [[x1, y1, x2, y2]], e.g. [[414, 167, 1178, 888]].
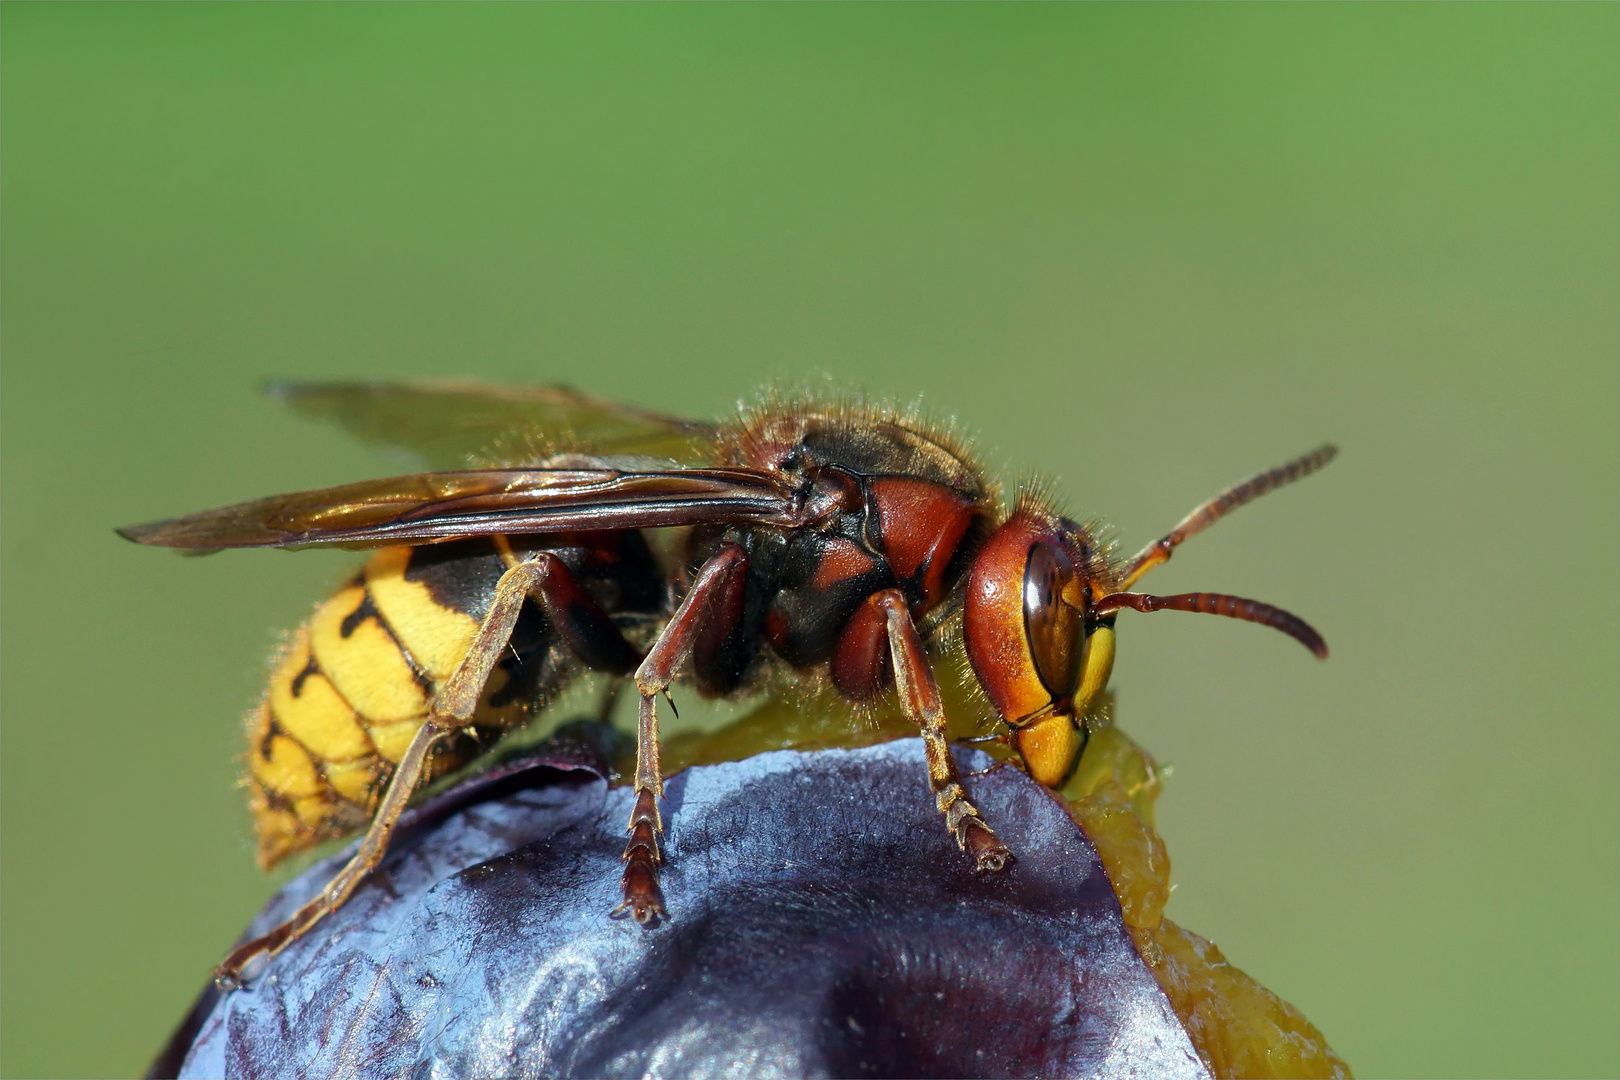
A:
[[269, 380, 720, 468], [117, 467, 798, 550]]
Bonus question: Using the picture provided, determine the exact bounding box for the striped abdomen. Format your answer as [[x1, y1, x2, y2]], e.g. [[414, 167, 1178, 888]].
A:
[[249, 532, 663, 867]]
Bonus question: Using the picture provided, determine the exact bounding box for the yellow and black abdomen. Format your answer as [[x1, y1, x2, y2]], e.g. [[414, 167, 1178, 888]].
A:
[[248, 532, 664, 867]]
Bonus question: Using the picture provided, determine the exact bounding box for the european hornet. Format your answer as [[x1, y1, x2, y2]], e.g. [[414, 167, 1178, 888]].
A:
[[119, 382, 1335, 984]]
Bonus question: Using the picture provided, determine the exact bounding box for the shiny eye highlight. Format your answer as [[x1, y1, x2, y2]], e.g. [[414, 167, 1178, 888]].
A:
[[1023, 542, 1082, 699]]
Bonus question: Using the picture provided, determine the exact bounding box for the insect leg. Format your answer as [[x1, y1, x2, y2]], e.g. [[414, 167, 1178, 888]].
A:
[[216, 717, 446, 985], [873, 589, 1012, 872], [216, 553, 577, 984], [1118, 444, 1337, 589], [614, 542, 750, 924]]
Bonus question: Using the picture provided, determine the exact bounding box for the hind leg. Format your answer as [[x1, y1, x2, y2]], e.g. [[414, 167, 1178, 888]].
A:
[[218, 551, 640, 984]]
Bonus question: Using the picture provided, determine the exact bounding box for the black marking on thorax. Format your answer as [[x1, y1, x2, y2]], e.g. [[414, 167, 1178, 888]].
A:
[[687, 415, 994, 685], [770, 531, 896, 666]]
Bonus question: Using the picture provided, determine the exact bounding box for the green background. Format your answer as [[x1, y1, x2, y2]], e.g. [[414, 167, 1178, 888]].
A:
[[3, 5, 1615, 1076]]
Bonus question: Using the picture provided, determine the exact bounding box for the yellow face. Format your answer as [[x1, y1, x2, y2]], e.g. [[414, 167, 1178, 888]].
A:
[[1015, 713, 1086, 788], [1011, 622, 1117, 788], [1075, 623, 1116, 716]]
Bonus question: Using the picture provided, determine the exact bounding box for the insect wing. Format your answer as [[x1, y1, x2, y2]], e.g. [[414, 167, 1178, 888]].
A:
[[269, 380, 721, 468], [117, 467, 799, 550]]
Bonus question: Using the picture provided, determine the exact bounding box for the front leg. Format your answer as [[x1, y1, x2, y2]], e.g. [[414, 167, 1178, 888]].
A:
[[614, 542, 750, 924], [872, 589, 1012, 872]]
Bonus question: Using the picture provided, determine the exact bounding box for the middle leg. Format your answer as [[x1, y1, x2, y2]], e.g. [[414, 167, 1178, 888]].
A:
[[614, 542, 751, 923]]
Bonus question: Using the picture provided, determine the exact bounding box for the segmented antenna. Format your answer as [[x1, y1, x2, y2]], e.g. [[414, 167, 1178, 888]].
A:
[[1119, 444, 1337, 588], [1091, 590, 1329, 659]]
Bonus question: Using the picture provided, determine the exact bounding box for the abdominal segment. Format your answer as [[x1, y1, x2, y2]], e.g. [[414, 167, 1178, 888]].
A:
[[248, 545, 534, 868]]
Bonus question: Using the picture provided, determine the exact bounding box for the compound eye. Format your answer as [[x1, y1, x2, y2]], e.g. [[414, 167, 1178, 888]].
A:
[[1023, 541, 1082, 699]]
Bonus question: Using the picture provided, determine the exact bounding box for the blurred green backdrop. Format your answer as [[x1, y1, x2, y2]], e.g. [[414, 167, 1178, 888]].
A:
[[3, 5, 1615, 1077]]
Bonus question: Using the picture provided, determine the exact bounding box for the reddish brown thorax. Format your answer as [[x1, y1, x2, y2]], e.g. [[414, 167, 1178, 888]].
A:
[[796, 475, 981, 703], [706, 409, 996, 703], [865, 478, 978, 608]]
